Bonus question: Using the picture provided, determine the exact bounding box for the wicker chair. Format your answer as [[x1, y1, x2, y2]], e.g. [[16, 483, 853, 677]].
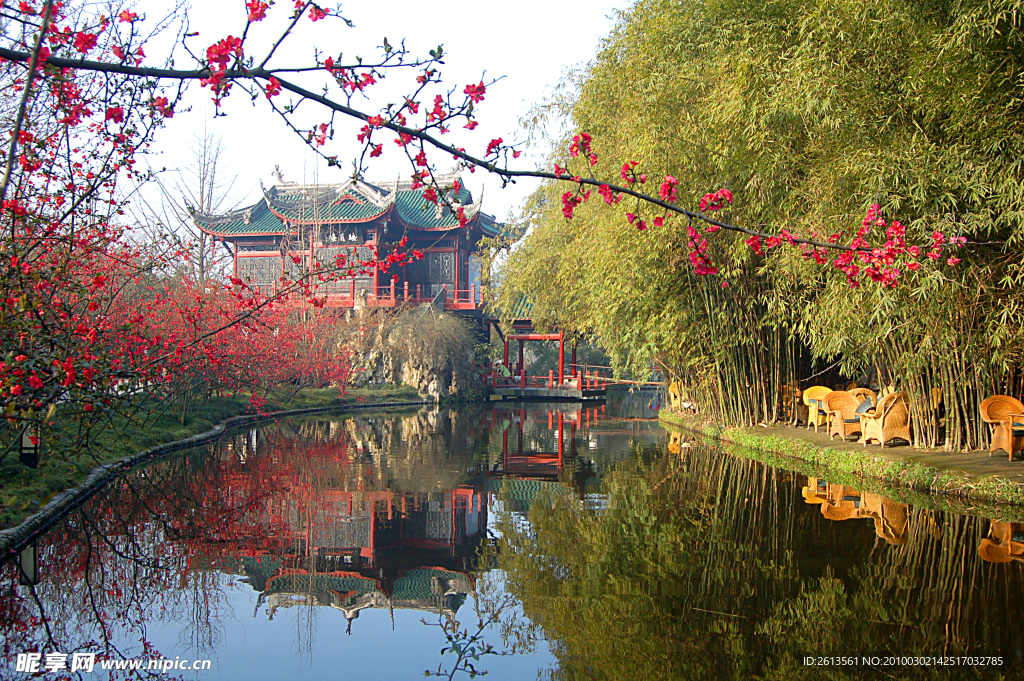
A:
[[778, 382, 802, 424], [849, 387, 876, 407], [801, 477, 829, 504], [825, 391, 863, 441], [802, 386, 833, 433], [980, 395, 1024, 462], [861, 391, 912, 447]]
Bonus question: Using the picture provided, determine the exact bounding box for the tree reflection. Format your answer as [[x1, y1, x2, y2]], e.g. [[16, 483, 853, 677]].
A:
[[0, 406, 499, 675]]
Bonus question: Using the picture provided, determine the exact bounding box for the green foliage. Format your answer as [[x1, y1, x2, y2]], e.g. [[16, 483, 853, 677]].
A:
[[502, 0, 1024, 446]]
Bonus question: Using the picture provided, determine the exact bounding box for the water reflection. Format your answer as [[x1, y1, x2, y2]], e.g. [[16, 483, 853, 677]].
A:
[[802, 479, 909, 544], [0, 403, 645, 679], [495, 432, 1024, 679], [4, 408, 1024, 679]]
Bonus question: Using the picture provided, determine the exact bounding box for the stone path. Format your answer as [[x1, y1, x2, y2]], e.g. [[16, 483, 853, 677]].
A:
[[760, 423, 1024, 481]]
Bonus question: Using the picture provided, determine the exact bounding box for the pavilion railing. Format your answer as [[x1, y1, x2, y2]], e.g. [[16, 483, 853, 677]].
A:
[[321, 282, 484, 310]]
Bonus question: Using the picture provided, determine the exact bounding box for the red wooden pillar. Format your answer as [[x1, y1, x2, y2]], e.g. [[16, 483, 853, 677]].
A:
[[369, 507, 376, 564], [558, 331, 564, 386], [454, 235, 460, 299], [503, 338, 509, 367], [372, 255, 379, 300], [557, 412, 564, 466], [518, 339, 524, 385], [417, 283, 422, 300], [571, 343, 577, 377], [548, 370, 554, 389], [404, 280, 409, 300], [471, 283, 476, 306], [390, 279, 396, 302], [350, 277, 355, 302]]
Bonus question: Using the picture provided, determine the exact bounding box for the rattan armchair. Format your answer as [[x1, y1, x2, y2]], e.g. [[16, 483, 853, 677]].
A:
[[980, 395, 1024, 462], [802, 386, 833, 433], [861, 391, 912, 447], [849, 387, 876, 407], [825, 391, 863, 441]]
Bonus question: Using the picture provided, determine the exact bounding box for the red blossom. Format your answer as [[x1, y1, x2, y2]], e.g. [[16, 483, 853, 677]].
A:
[[463, 81, 486, 103], [246, 0, 269, 21], [74, 32, 97, 53], [117, 10, 137, 22], [206, 35, 243, 70], [659, 176, 678, 203], [264, 76, 282, 98], [314, 123, 328, 146], [151, 96, 174, 118]]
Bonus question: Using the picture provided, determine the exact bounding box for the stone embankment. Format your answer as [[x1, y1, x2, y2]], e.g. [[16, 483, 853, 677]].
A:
[[660, 409, 1024, 517]]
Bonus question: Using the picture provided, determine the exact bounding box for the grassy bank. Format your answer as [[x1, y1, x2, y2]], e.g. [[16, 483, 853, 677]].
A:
[[659, 410, 1024, 520], [0, 384, 421, 529]]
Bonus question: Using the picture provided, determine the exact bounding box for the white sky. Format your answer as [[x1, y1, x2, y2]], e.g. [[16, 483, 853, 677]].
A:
[[136, 0, 628, 221]]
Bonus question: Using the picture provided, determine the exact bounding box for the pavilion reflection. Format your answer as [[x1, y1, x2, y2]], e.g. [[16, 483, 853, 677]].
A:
[[182, 414, 491, 629]]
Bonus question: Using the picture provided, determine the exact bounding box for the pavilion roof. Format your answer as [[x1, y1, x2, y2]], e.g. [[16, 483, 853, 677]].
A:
[[189, 171, 501, 239]]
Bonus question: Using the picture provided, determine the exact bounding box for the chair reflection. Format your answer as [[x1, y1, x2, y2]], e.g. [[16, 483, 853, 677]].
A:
[[978, 521, 1024, 563], [802, 478, 909, 544]]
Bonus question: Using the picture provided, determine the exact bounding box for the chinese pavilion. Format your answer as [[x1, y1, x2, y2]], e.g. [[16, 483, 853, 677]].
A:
[[189, 170, 501, 313]]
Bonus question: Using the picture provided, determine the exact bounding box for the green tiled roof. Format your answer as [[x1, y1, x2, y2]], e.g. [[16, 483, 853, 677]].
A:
[[191, 175, 502, 237], [269, 184, 389, 223], [392, 568, 465, 601], [193, 200, 285, 236], [485, 478, 569, 513], [506, 294, 533, 320]]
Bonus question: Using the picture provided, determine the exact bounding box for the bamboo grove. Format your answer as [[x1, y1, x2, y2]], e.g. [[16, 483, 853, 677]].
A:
[[498, 0, 1024, 449]]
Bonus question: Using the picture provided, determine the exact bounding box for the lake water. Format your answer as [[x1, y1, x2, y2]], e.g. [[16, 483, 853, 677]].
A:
[[2, 393, 1023, 680]]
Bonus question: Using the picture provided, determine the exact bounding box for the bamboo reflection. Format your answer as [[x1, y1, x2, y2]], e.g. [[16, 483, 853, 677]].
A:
[[499, 436, 1024, 680]]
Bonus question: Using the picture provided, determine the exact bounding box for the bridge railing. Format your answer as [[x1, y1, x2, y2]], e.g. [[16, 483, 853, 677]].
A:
[[483, 367, 611, 391]]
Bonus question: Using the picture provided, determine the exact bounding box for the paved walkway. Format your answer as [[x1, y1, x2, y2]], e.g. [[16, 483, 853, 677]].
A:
[[757, 424, 1024, 481]]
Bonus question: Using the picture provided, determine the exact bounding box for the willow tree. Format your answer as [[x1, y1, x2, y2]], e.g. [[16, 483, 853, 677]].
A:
[[500, 0, 1024, 445]]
